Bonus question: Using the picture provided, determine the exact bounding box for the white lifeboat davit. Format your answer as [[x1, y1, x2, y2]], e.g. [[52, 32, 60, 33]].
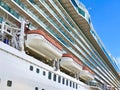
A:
[[60, 54, 82, 73], [25, 30, 63, 60], [80, 66, 94, 81]]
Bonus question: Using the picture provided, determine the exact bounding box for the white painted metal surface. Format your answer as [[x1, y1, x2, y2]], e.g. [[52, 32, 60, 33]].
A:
[[60, 57, 82, 73], [80, 70, 94, 81], [0, 42, 101, 90], [25, 34, 63, 60]]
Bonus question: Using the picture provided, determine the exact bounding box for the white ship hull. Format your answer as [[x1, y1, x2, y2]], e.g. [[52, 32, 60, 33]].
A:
[[0, 42, 102, 90]]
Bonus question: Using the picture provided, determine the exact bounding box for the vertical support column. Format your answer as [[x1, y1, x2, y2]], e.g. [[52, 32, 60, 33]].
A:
[[1, 20, 5, 34], [75, 72, 80, 80], [1, 20, 5, 41], [53, 59, 60, 71], [19, 19, 25, 52], [56, 59, 60, 71]]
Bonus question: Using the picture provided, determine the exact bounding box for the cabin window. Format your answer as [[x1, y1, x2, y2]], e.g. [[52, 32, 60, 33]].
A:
[[36, 68, 40, 73], [42, 89, 44, 90], [35, 87, 38, 90], [43, 71, 46, 76], [73, 82, 75, 88], [53, 74, 56, 81], [70, 81, 72, 87], [58, 76, 61, 83], [7, 80, 12, 87], [76, 84, 78, 89], [66, 79, 68, 86], [30, 65, 33, 71], [62, 78, 65, 84], [48, 72, 52, 80]]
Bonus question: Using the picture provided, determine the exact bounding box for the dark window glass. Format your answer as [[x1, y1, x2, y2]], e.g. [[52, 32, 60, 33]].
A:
[[76, 84, 78, 89], [7, 80, 12, 87], [0, 17, 3, 23], [58, 76, 61, 83], [73, 82, 75, 88], [66, 80, 68, 86], [43, 71, 46, 76], [48, 72, 52, 80], [62, 78, 65, 84], [42, 89, 44, 90], [53, 74, 56, 81], [36, 68, 39, 73], [35, 87, 38, 90], [30, 66, 33, 71], [70, 81, 72, 87]]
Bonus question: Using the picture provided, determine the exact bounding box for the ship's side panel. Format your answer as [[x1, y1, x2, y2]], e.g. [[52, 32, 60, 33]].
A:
[[0, 49, 35, 90], [0, 47, 89, 90]]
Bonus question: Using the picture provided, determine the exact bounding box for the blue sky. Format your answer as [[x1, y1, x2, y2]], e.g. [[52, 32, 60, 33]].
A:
[[80, 0, 120, 69]]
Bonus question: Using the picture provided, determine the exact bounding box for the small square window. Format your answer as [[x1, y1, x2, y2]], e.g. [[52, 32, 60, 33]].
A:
[[7, 80, 12, 87], [30, 66, 33, 71], [36, 68, 40, 73]]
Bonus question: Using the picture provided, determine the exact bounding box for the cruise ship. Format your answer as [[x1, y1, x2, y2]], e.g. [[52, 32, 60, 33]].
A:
[[0, 0, 120, 90]]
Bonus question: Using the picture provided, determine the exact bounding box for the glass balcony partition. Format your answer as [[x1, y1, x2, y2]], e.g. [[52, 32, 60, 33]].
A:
[[0, 1, 20, 19]]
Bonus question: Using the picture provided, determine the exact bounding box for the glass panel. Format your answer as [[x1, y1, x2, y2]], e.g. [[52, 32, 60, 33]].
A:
[[48, 72, 52, 80]]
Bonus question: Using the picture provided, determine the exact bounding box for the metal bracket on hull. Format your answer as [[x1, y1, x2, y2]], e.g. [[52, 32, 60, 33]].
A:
[[53, 59, 60, 71], [74, 72, 80, 80]]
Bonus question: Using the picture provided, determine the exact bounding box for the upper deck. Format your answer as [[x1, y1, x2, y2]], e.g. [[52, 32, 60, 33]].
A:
[[58, 0, 91, 32]]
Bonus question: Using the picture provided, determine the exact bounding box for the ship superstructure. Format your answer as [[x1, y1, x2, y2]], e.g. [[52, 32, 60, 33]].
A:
[[0, 0, 120, 90]]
